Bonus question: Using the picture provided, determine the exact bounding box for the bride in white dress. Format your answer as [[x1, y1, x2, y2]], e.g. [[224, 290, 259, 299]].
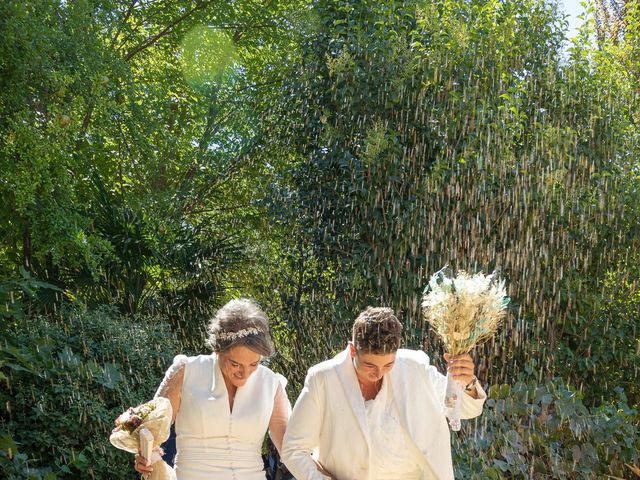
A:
[[134, 298, 291, 480]]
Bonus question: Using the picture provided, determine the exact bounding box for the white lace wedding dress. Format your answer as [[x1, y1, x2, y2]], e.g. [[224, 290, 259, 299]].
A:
[[158, 354, 288, 480]]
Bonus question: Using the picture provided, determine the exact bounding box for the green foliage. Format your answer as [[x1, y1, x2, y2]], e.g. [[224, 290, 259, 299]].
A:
[[67, 171, 243, 346], [0, 308, 180, 479], [557, 257, 640, 408], [268, 0, 640, 396], [0, 0, 306, 334], [453, 379, 640, 479], [0, 267, 61, 320]]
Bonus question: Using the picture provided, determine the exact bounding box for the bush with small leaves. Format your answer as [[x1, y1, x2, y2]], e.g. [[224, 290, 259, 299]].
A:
[[453, 379, 640, 479], [0, 307, 181, 479]]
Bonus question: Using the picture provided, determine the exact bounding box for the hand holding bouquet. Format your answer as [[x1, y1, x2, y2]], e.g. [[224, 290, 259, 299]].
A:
[[422, 266, 509, 431], [109, 397, 176, 480]]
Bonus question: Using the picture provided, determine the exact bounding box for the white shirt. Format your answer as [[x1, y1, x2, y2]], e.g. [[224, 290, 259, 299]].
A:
[[364, 377, 422, 480]]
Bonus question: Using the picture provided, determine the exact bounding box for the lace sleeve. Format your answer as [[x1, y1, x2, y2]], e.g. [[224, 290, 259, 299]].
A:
[[268, 376, 291, 454], [154, 354, 187, 422]]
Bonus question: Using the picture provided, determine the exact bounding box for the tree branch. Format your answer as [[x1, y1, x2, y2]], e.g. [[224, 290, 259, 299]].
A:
[[74, 100, 96, 152], [110, 0, 138, 48], [198, 80, 224, 151], [124, 2, 208, 61], [182, 135, 262, 216]]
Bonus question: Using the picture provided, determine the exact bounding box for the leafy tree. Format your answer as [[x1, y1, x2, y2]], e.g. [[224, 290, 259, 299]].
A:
[[268, 0, 640, 397], [0, 0, 306, 338]]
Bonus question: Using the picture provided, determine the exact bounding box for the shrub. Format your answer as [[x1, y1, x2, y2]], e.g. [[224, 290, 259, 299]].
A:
[[453, 379, 640, 479], [0, 307, 181, 479]]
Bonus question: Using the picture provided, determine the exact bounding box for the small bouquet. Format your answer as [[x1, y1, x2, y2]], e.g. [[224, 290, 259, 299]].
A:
[[422, 266, 509, 431], [109, 397, 176, 480]]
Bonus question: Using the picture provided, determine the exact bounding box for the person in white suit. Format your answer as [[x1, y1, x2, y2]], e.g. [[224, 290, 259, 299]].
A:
[[282, 306, 486, 480]]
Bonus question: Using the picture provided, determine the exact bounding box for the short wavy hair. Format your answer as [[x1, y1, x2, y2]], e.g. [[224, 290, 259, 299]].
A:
[[207, 298, 275, 356], [352, 306, 402, 354]]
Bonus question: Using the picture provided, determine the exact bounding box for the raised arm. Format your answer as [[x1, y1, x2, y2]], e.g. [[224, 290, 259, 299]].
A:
[[444, 353, 478, 399], [421, 351, 486, 420]]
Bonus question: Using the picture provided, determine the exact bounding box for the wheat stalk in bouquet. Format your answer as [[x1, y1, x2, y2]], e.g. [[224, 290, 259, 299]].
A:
[[421, 266, 509, 430]]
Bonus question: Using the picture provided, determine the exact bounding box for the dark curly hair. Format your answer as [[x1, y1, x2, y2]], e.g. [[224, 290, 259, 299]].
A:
[[352, 306, 402, 354]]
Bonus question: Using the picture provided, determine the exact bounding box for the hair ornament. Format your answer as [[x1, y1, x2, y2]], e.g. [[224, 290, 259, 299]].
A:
[[216, 327, 261, 342]]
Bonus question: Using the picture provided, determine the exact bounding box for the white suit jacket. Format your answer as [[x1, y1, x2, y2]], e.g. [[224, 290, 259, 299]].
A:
[[282, 348, 486, 480]]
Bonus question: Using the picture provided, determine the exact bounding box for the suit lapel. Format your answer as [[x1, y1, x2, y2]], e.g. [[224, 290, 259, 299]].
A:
[[334, 347, 371, 446]]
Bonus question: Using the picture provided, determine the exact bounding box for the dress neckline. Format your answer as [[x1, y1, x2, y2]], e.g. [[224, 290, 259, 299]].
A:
[[213, 353, 255, 416], [213, 354, 237, 415]]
